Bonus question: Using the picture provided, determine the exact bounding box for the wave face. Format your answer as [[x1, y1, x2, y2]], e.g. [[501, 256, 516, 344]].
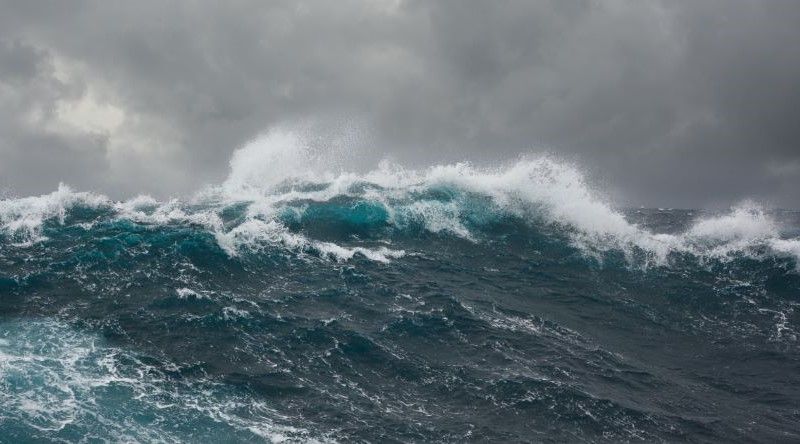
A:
[[1, 130, 799, 442]]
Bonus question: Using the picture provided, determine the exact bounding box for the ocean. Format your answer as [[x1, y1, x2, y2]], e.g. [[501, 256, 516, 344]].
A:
[[1, 131, 799, 442]]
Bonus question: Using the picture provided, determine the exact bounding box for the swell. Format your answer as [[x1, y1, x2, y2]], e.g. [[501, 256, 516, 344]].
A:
[[0, 184, 798, 272]]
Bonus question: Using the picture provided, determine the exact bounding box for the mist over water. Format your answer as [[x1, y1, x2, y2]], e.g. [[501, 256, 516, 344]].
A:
[[1, 129, 799, 441]]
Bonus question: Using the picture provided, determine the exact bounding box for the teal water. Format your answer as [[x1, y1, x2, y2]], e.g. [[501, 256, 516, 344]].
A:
[[1, 159, 799, 442]]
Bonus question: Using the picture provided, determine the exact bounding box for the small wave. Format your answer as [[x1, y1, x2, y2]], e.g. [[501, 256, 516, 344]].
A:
[[215, 218, 405, 263], [0, 184, 109, 245]]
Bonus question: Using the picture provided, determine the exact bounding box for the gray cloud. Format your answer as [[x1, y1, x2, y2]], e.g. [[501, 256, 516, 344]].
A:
[[0, 0, 798, 207]]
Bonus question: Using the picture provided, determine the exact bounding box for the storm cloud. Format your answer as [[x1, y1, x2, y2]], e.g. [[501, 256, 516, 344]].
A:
[[1, 0, 798, 207]]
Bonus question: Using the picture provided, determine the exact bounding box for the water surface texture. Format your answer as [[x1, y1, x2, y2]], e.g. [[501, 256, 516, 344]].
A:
[[1, 132, 799, 442]]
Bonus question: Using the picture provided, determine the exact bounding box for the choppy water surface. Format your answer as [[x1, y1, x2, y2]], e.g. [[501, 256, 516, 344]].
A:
[[1, 131, 799, 442]]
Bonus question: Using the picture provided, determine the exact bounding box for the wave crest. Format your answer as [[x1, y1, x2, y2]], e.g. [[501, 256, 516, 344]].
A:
[[0, 184, 108, 245], [1, 128, 798, 268]]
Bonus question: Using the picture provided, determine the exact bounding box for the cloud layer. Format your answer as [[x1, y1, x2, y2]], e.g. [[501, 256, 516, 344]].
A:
[[1, 0, 799, 207]]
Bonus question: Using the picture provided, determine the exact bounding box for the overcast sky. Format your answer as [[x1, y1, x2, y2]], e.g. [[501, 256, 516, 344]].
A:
[[1, 0, 798, 207]]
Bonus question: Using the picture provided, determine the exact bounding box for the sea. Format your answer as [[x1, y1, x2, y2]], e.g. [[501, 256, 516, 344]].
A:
[[1, 130, 799, 442]]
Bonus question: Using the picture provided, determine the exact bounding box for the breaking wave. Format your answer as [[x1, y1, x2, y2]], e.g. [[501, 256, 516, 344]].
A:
[[1, 128, 798, 269]]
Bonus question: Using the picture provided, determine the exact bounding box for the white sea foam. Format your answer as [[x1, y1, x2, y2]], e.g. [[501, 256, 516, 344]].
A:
[[115, 194, 159, 211], [215, 218, 405, 263], [222, 306, 252, 320], [176, 287, 212, 301]]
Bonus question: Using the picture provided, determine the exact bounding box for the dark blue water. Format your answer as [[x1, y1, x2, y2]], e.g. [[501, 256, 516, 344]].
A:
[[1, 160, 799, 442]]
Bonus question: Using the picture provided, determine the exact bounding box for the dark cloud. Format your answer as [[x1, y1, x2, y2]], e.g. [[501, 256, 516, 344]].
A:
[[0, 0, 798, 207]]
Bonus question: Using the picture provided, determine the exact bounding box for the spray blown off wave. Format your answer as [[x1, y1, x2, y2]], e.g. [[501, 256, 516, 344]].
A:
[[1, 129, 799, 442]]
